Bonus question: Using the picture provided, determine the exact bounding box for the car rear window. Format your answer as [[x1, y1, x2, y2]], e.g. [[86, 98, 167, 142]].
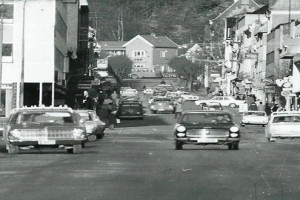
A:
[[181, 113, 233, 124], [273, 116, 300, 123], [11, 111, 75, 124], [154, 98, 171, 102]]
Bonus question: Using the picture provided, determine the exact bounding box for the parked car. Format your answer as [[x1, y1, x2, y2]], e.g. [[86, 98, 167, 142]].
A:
[[156, 84, 174, 92], [241, 111, 269, 127], [117, 102, 144, 120], [174, 110, 240, 150], [143, 88, 154, 95], [195, 96, 245, 108], [153, 88, 167, 96], [3, 106, 87, 154], [75, 110, 106, 141], [165, 91, 180, 98], [148, 96, 163, 106], [149, 97, 175, 114], [121, 88, 138, 97], [198, 102, 223, 111], [265, 111, 300, 142], [180, 92, 199, 101]]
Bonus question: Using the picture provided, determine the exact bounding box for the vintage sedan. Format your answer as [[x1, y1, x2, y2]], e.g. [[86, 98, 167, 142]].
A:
[[198, 102, 223, 111], [174, 110, 240, 150], [195, 96, 245, 108], [143, 88, 154, 95], [265, 111, 300, 142], [120, 88, 138, 97], [117, 102, 144, 120], [75, 110, 106, 141], [180, 92, 199, 101], [241, 111, 268, 127], [3, 106, 87, 154], [119, 96, 142, 105], [149, 97, 175, 114]]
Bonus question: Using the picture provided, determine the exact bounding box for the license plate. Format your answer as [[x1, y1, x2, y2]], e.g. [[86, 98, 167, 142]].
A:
[[38, 140, 56, 145], [158, 109, 164, 111], [197, 138, 218, 143]]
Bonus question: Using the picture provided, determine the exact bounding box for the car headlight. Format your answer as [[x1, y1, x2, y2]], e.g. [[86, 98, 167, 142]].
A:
[[73, 128, 84, 138], [9, 129, 21, 138], [230, 133, 239, 138], [150, 105, 155, 109], [230, 126, 239, 132], [177, 126, 186, 132], [169, 105, 173, 109]]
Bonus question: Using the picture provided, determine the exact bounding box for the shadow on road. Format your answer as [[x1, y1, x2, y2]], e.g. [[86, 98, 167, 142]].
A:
[[117, 115, 173, 128]]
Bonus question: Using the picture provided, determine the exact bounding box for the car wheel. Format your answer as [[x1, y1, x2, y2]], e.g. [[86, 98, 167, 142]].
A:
[[228, 144, 233, 150], [87, 134, 97, 142], [7, 144, 19, 154], [241, 124, 245, 127], [151, 110, 156, 114], [229, 103, 236, 108], [175, 141, 183, 150], [131, 74, 138, 79], [233, 142, 239, 150], [81, 142, 86, 148], [72, 144, 82, 154], [97, 133, 104, 139], [262, 125, 266, 127]]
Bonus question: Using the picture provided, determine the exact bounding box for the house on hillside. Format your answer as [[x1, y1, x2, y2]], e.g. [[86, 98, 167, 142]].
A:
[[123, 34, 178, 79]]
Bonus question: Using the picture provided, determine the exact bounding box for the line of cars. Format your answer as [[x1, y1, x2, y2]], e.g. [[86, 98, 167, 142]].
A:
[[2, 106, 106, 154]]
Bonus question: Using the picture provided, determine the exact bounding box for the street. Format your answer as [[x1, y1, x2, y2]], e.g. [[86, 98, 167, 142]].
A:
[[0, 100, 300, 200]]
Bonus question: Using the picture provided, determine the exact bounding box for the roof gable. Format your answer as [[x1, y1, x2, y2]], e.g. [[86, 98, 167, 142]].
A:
[[123, 35, 178, 48], [214, 0, 261, 20]]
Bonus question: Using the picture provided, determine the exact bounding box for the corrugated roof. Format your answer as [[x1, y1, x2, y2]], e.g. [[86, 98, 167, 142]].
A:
[[140, 35, 178, 48]]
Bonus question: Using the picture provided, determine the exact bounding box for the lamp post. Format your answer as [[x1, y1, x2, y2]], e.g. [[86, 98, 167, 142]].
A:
[[20, 0, 27, 108]]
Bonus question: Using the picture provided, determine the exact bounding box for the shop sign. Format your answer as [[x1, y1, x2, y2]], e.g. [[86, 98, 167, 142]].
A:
[[162, 72, 177, 78], [78, 84, 92, 89], [264, 86, 275, 93], [97, 59, 108, 69]]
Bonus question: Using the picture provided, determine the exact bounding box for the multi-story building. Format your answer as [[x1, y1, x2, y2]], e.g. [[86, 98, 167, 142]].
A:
[[123, 34, 178, 79], [0, 0, 89, 116]]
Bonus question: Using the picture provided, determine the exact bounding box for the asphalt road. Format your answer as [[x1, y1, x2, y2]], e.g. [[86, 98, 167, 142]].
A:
[[0, 96, 300, 200]]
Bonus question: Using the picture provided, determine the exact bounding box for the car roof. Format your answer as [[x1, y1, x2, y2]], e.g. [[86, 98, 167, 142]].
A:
[[182, 110, 230, 114], [271, 111, 300, 116], [11, 106, 73, 114]]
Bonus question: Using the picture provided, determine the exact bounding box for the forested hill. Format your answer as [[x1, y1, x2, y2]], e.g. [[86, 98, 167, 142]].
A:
[[88, 0, 268, 44]]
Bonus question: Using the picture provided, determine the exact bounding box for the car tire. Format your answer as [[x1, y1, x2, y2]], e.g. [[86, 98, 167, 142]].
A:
[[233, 142, 239, 150], [87, 134, 97, 142], [229, 103, 236, 108], [241, 124, 245, 127], [97, 133, 104, 139], [81, 142, 86, 148], [72, 144, 82, 154], [7, 144, 20, 154], [175, 141, 183, 150], [262, 125, 266, 127], [228, 144, 233, 150], [151, 110, 156, 114]]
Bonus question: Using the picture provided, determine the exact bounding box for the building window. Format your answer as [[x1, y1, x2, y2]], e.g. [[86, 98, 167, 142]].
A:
[[160, 51, 166, 58], [2, 43, 12, 62], [132, 50, 145, 58], [2, 4, 14, 23], [266, 51, 275, 65]]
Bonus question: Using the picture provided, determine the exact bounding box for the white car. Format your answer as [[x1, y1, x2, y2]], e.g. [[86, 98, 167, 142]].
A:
[[195, 96, 245, 108], [180, 92, 199, 101], [143, 88, 154, 95], [265, 111, 300, 142], [121, 89, 138, 97], [241, 111, 269, 127]]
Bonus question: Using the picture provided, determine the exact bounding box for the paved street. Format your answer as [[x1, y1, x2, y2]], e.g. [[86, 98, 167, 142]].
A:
[[1, 99, 300, 200]]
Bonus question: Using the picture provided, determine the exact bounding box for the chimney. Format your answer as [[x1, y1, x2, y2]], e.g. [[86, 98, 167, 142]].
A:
[[150, 33, 157, 38]]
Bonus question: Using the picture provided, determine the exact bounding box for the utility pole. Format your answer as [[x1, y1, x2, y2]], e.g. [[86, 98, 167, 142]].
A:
[[20, 0, 27, 107], [0, 10, 3, 112]]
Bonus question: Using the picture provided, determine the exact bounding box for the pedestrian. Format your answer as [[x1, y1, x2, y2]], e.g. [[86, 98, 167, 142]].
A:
[[143, 85, 147, 90], [111, 91, 118, 104], [248, 102, 258, 111], [265, 103, 272, 116], [108, 102, 118, 130], [257, 102, 265, 111], [174, 99, 183, 119]]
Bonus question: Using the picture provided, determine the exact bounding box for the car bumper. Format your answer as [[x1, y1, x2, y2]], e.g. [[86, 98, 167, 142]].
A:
[[242, 121, 268, 125], [175, 137, 240, 145], [8, 139, 85, 146], [119, 115, 143, 119]]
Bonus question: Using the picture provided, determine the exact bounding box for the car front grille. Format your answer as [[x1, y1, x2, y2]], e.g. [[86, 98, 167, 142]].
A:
[[19, 129, 74, 139], [186, 129, 227, 137]]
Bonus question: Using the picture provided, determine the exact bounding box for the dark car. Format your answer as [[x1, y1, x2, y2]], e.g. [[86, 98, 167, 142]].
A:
[[117, 102, 144, 120], [173, 110, 240, 150], [75, 110, 106, 141], [119, 96, 142, 105], [3, 106, 87, 154]]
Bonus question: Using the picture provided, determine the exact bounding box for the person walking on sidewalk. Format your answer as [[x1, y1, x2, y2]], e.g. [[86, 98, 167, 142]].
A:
[[108, 102, 118, 130], [174, 99, 183, 119]]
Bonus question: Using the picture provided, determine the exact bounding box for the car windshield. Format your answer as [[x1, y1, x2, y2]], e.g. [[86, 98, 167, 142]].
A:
[[121, 104, 140, 107], [78, 112, 92, 121], [12, 111, 75, 124], [244, 112, 266, 116], [272, 115, 300, 123], [181, 113, 233, 124]]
